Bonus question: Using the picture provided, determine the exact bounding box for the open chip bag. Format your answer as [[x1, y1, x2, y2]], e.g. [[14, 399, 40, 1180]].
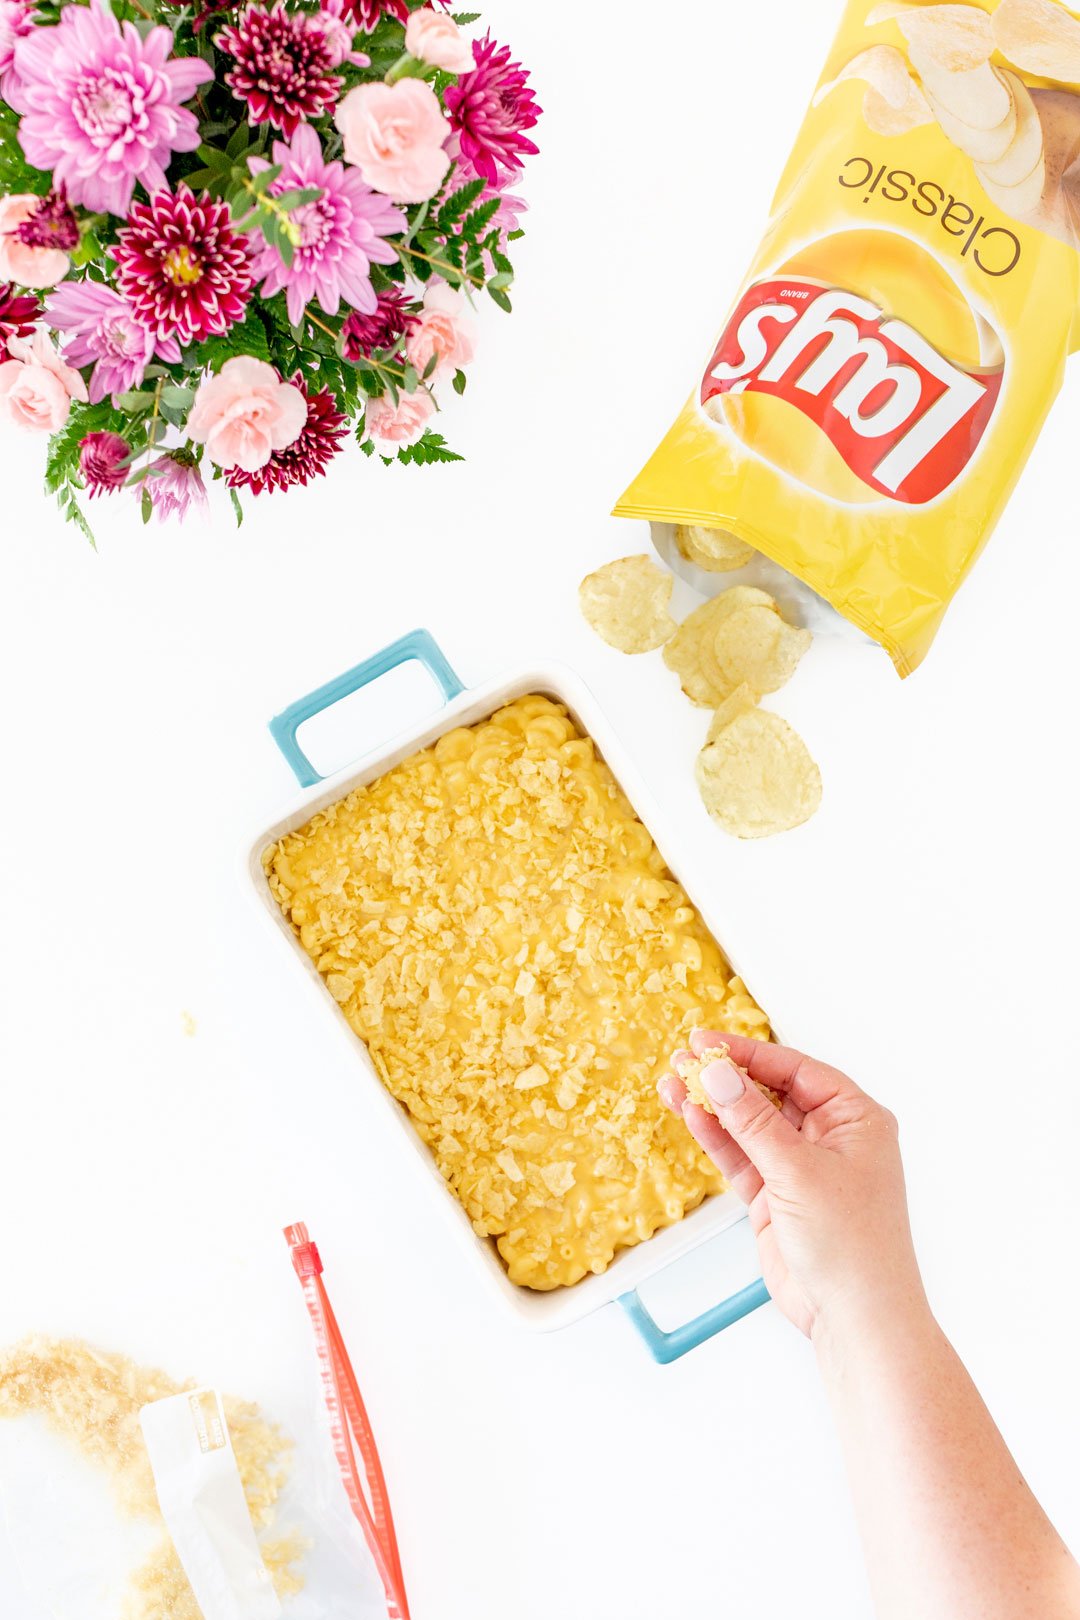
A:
[[614, 0, 1080, 674], [0, 1226, 407, 1620]]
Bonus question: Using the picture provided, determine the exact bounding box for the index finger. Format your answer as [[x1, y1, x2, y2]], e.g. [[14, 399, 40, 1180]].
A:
[[689, 1029, 859, 1114]]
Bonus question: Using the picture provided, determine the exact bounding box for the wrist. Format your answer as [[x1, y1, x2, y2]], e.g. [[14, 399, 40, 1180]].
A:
[[810, 1271, 935, 1370]]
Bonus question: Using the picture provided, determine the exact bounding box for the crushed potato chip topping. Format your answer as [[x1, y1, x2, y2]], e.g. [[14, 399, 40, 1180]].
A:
[[674, 1048, 780, 1118], [264, 695, 771, 1289], [0, 1337, 304, 1619]]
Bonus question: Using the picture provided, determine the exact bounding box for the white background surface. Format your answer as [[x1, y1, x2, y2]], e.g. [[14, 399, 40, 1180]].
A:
[[2, 1, 1079, 1616]]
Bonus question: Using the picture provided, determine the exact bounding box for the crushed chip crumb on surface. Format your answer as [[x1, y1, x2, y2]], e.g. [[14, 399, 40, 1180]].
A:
[[264, 695, 772, 1290], [0, 1337, 303, 1619]]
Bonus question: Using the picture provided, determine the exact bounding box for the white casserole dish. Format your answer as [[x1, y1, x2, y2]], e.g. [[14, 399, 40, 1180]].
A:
[[245, 630, 770, 1362]]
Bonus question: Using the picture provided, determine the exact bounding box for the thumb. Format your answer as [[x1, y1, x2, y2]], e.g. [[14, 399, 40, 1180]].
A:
[[699, 1055, 803, 1184]]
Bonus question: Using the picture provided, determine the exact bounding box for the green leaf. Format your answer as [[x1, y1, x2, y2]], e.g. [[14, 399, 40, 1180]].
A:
[[452, 369, 467, 396], [460, 196, 500, 240], [187, 307, 274, 373], [226, 122, 253, 160], [402, 362, 420, 393], [394, 431, 465, 467], [229, 486, 244, 527], [488, 285, 513, 314], [436, 177, 486, 231], [141, 486, 153, 525], [115, 389, 155, 413], [275, 187, 324, 211], [452, 12, 481, 24]]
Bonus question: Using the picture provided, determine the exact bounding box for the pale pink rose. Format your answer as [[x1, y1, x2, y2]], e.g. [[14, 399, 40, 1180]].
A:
[[335, 79, 450, 204], [366, 388, 435, 451], [0, 194, 70, 289], [186, 356, 306, 473], [0, 328, 87, 431], [406, 282, 477, 380], [404, 9, 473, 73]]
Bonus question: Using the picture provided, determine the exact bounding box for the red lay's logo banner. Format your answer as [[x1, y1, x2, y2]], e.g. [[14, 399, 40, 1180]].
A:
[[699, 277, 1004, 505]]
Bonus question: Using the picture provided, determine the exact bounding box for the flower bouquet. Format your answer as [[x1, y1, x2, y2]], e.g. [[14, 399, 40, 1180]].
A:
[[0, 0, 539, 536]]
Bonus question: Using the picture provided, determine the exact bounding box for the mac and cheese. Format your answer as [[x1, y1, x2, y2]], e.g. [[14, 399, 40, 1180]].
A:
[[264, 695, 770, 1289]]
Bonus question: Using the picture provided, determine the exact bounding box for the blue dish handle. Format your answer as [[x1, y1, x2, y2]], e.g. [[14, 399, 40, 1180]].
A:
[[269, 628, 465, 787], [619, 1274, 770, 1365]]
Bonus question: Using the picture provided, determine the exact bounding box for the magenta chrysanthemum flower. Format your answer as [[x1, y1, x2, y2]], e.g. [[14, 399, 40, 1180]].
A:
[[15, 190, 79, 253], [227, 375, 346, 494], [247, 124, 404, 326], [217, 3, 341, 137], [346, 0, 408, 31], [111, 187, 254, 349], [444, 34, 541, 185], [46, 280, 179, 404], [341, 285, 414, 361], [79, 430, 130, 496], [142, 449, 208, 522], [0, 0, 36, 102], [10, 0, 212, 217], [0, 282, 39, 350]]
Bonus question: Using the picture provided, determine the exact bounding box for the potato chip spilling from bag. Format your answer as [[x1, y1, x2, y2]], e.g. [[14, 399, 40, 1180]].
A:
[[675, 523, 755, 572], [992, 0, 1080, 84], [579, 554, 677, 653], [664, 587, 811, 706], [889, 2, 995, 72], [696, 708, 822, 839]]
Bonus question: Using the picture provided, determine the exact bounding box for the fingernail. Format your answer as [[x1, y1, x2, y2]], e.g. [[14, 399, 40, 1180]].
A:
[[702, 1059, 745, 1108], [657, 1075, 679, 1109]]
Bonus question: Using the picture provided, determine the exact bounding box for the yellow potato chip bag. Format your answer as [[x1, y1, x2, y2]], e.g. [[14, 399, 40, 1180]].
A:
[[614, 0, 1080, 675]]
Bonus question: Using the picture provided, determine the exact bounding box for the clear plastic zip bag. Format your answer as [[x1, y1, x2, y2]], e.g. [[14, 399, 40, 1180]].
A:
[[0, 1225, 408, 1620]]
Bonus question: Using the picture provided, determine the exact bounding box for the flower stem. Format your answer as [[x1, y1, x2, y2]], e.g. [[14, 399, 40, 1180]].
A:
[[396, 243, 482, 289]]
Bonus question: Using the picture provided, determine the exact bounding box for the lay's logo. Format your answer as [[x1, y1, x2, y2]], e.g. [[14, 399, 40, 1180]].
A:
[[700, 277, 1003, 505]]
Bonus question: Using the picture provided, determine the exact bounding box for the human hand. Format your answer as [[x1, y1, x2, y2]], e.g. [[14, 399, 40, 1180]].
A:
[[658, 1032, 926, 1341]]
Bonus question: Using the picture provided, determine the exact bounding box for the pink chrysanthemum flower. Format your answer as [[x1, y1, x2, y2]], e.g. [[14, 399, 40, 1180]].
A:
[[112, 187, 254, 349], [227, 374, 346, 494], [341, 284, 414, 361], [142, 449, 208, 522], [15, 190, 79, 253], [46, 280, 178, 404], [307, 0, 370, 67], [444, 34, 541, 185], [0, 282, 39, 350], [0, 0, 36, 101], [217, 3, 341, 137], [247, 124, 404, 326], [11, 0, 211, 217], [79, 430, 130, 496]]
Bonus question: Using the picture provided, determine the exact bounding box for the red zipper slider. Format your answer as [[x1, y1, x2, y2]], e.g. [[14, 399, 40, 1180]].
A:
[[284, 1222, 410, 1620]]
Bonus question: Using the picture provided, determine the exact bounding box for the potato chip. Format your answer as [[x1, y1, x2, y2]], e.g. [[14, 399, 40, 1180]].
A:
[[675, 523, 755, 572], [706, 683, 759, 742], [662, 587, 778, 705], [673, 1046, 777, 1117], [814, 42, 915, 108], [921, 61, 1015, 150], [699, 603, 812, 702], [696, 709, 823, 839], [993, 0, 1080, 85], [863, 79, 934, 133], [893, 2, 995, 71], [977, 69, 1045, 185], [579, 555, 677, 653]]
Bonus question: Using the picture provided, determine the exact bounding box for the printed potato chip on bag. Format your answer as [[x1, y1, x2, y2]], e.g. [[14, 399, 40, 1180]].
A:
[[614, 0, 1080, 675]]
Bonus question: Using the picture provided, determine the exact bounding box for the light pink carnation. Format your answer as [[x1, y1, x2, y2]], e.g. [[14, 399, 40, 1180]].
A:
[[365, 387, 434, 451], [335, 78, 450, 204], [11, 0, 212, 216], [0, 194, 70, 289], [405, 9, 473, 73], [0, 328, 87, 431], [186, 356, 307, 473], [406, 282, 477, 380]]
